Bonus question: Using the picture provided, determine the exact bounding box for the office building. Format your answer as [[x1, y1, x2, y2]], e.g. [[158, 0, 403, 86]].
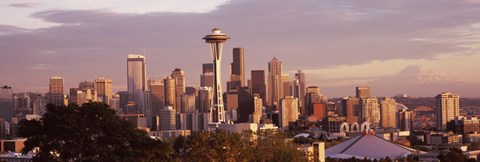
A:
[[79, 81, 94, 90], [163, 76, 175, 108], [293, 70, 306, 116], [200, 63, 214, 88], [127, 54, 147, 109], [310, 103, 326, 121], [149, 78, 164, 118], [267, 57, 283, 109], [380, 97, 397, 129], [94, 77, 113, 105], [48, 76, 64, 106], [281, 74, 291, 98], [171, 68, 186, 113], [355, 86, 370, 99], [0, 86, 13, 121], [237, 88, 255, 123], [159, 107, 176, 131], [304, 86, 324, 116], [197, 87, 213, 113], [75, 89, 97, 105], [436, 92, 460, 130], [251, 70, 266, 106], [342, 96, 360, 124], [230, 47, 245, 86]]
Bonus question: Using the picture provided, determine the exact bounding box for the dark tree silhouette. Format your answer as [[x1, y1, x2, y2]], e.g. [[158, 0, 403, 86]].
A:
[[18, 102, 174, 161]]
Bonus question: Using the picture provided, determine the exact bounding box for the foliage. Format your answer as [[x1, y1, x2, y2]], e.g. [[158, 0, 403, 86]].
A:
[[437, 147, 475, 162], [293, 136, 316, 144], [18, 102, 174, 162], [176, 129, 308, 162]]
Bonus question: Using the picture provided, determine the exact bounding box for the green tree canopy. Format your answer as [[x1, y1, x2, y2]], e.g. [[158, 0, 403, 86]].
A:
[[18, 102, 174, 162]]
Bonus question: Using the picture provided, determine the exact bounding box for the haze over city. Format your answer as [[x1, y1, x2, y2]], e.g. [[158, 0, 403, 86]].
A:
[[1, 0, 480, 97]]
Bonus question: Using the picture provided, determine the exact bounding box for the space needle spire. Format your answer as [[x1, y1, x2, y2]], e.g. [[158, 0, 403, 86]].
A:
[[203, 28, 230, 125]]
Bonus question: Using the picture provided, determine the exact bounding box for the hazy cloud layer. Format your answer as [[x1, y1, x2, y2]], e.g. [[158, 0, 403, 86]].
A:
[[1, 0, 480, 97], [8, 3, 40, 8]]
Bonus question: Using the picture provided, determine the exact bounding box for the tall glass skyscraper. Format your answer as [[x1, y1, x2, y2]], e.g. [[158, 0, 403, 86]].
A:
[[127, 54, 147, 112]]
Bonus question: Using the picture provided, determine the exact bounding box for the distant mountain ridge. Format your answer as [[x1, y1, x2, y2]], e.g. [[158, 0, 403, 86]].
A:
[[321, 64, 480, 97]]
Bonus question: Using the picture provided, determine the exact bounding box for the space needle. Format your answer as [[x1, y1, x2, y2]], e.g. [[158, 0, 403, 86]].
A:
[[203, 28, 229, 126]]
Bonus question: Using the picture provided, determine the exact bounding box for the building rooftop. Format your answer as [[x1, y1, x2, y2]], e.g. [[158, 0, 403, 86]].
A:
[[326, 133, 419, 159]]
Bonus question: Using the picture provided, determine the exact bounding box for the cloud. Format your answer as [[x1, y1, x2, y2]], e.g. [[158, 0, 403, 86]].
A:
[[1, 0, 480, 96], [8, 3, 40, 8], [31, 64, 49, 70]]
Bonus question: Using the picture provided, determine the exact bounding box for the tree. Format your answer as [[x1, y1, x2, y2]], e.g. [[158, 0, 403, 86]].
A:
[[18, 102, 174, 161], [437, 148, 468, 162]]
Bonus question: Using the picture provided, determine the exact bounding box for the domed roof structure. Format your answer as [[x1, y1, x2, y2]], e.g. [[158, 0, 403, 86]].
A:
[[326, 133, 420, 160]]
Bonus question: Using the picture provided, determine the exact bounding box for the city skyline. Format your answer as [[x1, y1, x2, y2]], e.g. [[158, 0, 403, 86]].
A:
[[2, 0, 480, 97]]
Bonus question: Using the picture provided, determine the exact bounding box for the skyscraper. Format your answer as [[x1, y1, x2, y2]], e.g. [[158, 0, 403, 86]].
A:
[[380, 97, 397, 129], [230, 47, 245, 86], [237, 88, 254, 123], [279, 96, 299, 128], [171, 68, 186, 113], [48, 76, 64, 106], [281, 74, 291, 98], [355, 86, 371, 99], [436, 92, 460, 130], [163, 77, 176, 108], [360, 97, 380, 128], [398, 108, 414, 131], [203, 28, 229, 124], [305, 86, 323, 116], [197, 87, 213, 113], [267, 57, 283, 109], [0, 86, 14, 121], [79, 81, 94, 90], [251, 70, 266, 106], [294, 70, 306, 116], [95, 77, 113, 105], [342, 96, 359, 124], [200, 63, 214, 88], [148, 78, 164, 121], [127, 54, 147, 106]]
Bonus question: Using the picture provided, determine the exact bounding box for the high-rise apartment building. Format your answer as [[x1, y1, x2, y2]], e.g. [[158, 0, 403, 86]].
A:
[[436, 92, 460, 130], [171, 68, 186, 113], [48, 76, 64, 106], [398, 108, 414, 131], [279, 96, 299, 128], [95, 77, 113, 105], [127, 54, 147, 107], [251, 70, 266, 106], [267, 57, 283, 109], [360, 97, 380, 128], [355, 86, 370, 99], [380, 97, 397, 129]]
